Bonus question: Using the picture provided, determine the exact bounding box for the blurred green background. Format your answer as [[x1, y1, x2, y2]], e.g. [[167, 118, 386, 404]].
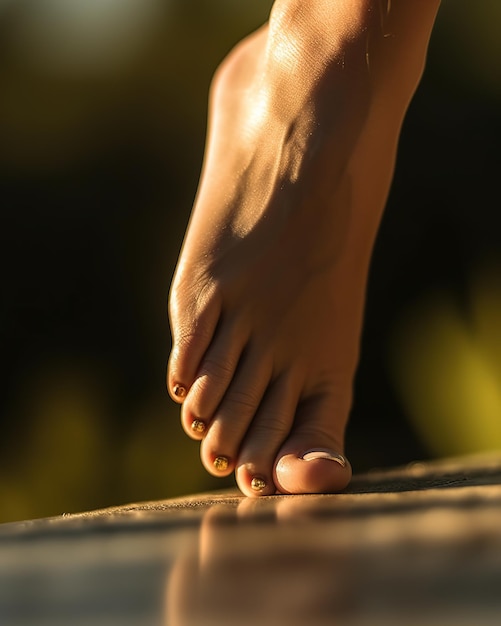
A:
[[0, 0, 499, 523]]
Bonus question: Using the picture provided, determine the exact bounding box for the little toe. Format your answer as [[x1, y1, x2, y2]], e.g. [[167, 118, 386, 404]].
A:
[[274, 396, 352, 494], [167, 280, 222, 403]]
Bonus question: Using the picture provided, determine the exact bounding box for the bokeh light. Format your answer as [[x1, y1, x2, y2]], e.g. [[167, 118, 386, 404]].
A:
[[6, 0, 166, 74]]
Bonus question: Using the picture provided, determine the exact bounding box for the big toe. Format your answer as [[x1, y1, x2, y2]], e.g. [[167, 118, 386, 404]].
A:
[[275, 448, 351, 494], [273, 399, 352, 494]]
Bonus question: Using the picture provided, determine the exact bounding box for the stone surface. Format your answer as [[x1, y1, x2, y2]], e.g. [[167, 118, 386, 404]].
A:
[[3, 453, 501, 625]]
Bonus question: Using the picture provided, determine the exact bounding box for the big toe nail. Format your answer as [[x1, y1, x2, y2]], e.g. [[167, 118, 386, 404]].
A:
[[301, 448, 348, 466]]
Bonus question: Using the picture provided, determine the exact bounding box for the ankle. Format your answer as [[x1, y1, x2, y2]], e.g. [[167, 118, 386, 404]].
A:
[[267, 0, 372, 70]]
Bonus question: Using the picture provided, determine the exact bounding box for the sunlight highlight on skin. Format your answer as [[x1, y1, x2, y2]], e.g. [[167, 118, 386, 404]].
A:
[[244, 85, 272, 135], [267, 30, 302, 76]]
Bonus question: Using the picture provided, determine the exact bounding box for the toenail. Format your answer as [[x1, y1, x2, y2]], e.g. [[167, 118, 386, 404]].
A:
[[250, 477, 267, 493], [213, 456, 229, 472], [191, 419, 206, 434], [301, 450, 347, 467], [173, 384, 186, 399]]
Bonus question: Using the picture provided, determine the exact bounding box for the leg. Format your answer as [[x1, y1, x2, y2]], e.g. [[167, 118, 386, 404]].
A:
[[168, 0, 441, 495]]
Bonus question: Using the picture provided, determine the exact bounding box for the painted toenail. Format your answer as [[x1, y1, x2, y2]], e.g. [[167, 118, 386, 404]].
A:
[[173, 384, 186, 399], [301, 450, 347, 467], [250, 477, 267, 493], [213, 456, 229, 472], [191, 419, 206, 434]]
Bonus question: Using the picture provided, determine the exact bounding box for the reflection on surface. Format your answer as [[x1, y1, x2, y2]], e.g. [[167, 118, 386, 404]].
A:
[[163, 492, 501, 626], [3, 478, 501, 626], [166, 499, 351, 626]]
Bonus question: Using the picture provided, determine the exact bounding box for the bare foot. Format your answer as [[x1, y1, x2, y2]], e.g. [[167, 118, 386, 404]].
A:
[[168, 0, 441, 496]]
